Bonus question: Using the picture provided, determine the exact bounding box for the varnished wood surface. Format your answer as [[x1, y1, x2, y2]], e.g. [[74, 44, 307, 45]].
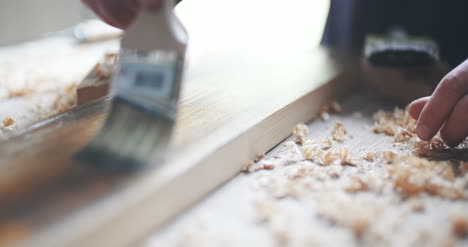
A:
[[0, 47, 359, 247]]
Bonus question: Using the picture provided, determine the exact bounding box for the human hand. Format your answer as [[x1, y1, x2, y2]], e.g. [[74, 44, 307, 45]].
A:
[[81, 0, 163, 29], [408, 59, 468, 147]]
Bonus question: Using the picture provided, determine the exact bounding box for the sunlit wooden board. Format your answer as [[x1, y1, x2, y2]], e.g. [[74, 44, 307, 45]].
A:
[[0, 46, 359, 247], [0, 0, 362, 246]]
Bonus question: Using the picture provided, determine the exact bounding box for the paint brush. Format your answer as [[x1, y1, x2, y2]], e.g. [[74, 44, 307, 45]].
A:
[[76, 0, 188, 171], [364, 28, 439, 67]]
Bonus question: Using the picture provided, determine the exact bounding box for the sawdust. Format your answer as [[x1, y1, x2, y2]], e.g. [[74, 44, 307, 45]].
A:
[[150, 99, 468, 247], [243, 158, 277, 173], [319, 138, 332, 150], [364, 152, 375, 162], [292, 123, 309, 145], [2, 117, 15, 127], [331, 122, 347, 142], [0, 52, 117, 135], [345, 177, 369, 193], [245, 107, 468, 246]]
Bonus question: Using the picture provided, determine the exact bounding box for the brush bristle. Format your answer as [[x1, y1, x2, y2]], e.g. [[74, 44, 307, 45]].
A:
[[76, 97, 174, 172]]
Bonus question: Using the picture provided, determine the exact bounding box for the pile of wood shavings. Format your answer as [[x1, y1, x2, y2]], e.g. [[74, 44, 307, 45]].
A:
[[0, 31, 118, 136], [244, 106, 468, 247], [372, 107, 468, 158], [0, 52, 118, 135]]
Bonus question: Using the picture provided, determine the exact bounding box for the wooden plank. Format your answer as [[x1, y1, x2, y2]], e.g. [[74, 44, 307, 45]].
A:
[[0, 46, 360, 247], [147, 88, 401, 246], [0, 0, 353, 245]]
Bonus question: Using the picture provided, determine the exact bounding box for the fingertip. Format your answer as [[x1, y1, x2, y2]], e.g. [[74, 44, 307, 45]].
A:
[[408, 97, 429, 120], [416, 123, 433, 141], [94, 0, 139, 29]]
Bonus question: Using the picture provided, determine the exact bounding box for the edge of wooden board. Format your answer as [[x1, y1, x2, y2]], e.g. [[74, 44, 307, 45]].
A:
[[13, 62, 361, 247]]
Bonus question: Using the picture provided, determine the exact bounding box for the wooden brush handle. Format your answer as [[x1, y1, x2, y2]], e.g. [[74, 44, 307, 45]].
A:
[[121, 0, 187, 53]]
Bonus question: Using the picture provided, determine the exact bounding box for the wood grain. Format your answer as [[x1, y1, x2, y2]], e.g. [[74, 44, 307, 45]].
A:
[[0, 46, 360, 247], [146, 89, 468, 247], [0, 0, 348, 245]]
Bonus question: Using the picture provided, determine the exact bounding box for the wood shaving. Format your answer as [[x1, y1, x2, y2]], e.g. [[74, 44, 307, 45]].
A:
[[1, 117, 16, 132], [295, 124, 354, 167], [263, 164, 275, 170], [394, 129, 415, 142], [301, 144, 319, 160], [243, 160, 276, 173], [340, 147, 350, 161], [381, 151, 398, 163], [292, 123, 309, 145], [340, 147, 357, 167], [371, 108, 417, 137], [372, 122, 395, 136], [2, 117, 15, 127], [388, 156, 466, 200], [319, 150, 341, 166], [319, 138, 332, 150], [331, 122, 347, 142], [346, 177, 369, 193], [442, 166, 455, 182], [364, 152, 375, 162], [341, 159, 358, 167]]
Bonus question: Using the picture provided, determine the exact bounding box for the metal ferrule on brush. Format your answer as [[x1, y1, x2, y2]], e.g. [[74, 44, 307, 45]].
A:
[[114, 50, 183, 120]]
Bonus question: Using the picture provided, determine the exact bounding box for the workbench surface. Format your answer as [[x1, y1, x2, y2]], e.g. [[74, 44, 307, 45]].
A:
[[145, 89, 468, 247]]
